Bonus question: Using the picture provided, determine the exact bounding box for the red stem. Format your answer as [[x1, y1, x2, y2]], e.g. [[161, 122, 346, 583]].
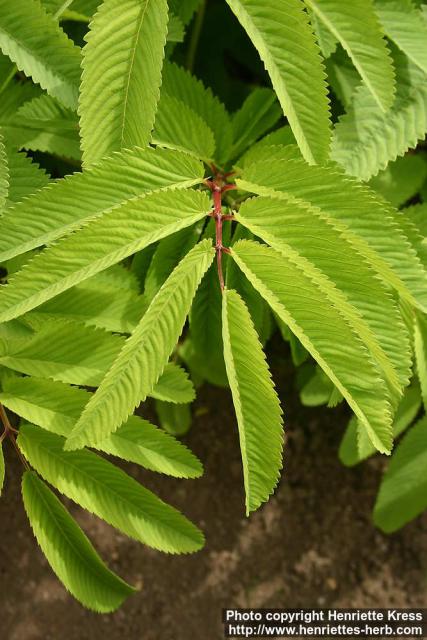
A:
[[206, 176, 236, 291]]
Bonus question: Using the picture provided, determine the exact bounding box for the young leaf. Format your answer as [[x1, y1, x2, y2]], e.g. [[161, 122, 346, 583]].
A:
[[225, 0, 331, 164], [231, 240, 393, 453], [22, 471, 135, 612], [374, 0, 427, 75], [222, 288, 283, 515], [0, 0, 81, 109], [18, 424, 205, 553], [0, 189, 211, 322], [65, 240, 215, 450], [149, 364, 195, 404], [305, 0, 395, 111], [0, 147, 204, 264], [373, 416, 427, 532], [79, 0, 169, 165], [0, 377, 202, 478], [238, 158, 427, 313]]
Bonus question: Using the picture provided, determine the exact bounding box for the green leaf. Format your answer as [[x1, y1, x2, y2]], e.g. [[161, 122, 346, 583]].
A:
[[156, 401, 192, 437], [238, 158, 427, 313], [0, 0, 81, 108], [236, 195, 411, 405], [231, 240, 393, 453], [5, 149, 49, 206], [414, 311, 427, 412], [374, 0, 427, 74], [225, 0, 331, 164], [339, 384, 422, 467], [0, 320, 123, 386], [22, 471, 135, 612], [0, 377, 202, 478], [332, 52, 427, 180], [0, 130, 8, 210], [161, 62, 232, 165], [144, 224, 202, 303], [369, 155, 427, 208], [0, 188, 211, 322], [149, 364, 195, 404], [152, 94, 215, 162], [0, 147, 203, 264], [28, 272, 146, 334], [305, 0, 395, 111], [222, 288, 283, 514], [4, 95, 80, 161], [168, 0, 201, 26], [373, 416, 427, 532], [230, 88, 282, 160], [79, 0, 168, 165], [18, 424, 204, 553], [65, 240, 215, 450]]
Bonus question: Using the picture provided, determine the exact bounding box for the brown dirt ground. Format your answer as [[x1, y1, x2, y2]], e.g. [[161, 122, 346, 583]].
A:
[[0, 348, 426, 640]]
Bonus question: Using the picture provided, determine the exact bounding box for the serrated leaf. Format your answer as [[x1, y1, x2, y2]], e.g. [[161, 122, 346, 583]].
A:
[[1, 377, 202, 478], [225, 0, 331, 164], [222, 288, 283, 514], [414, 311, 427, 412], [236, 195, 411, 405], [22, 471, 135, 612], [0, 130, 8, 210], [0, 147, 204, 264], [18, 424, 204, 553], [4, 94, 80, 161], [65, 240, 215, 450], [152, 94, 215, 162], [339, 384, 422, 467], [231, 240, 393, 453], [149, 364, 195, 404], [369, 155, 427, 208], [5, 149, 49, 206], [238, 158, 427, 313], [374, 0, 427, 75], [168, 0, 201, 26], [161, 62, 232, 165], [144, 224, 202, 303], [305, 0, 395, 111], [0, 188, 211, 322], [79, 0, 168, 165], [0, 0, 81, 108], [28, 273, 146, 334], [230, 88, 282, 160], [373, 416, 427, 532], [332, 52, 427, 180]]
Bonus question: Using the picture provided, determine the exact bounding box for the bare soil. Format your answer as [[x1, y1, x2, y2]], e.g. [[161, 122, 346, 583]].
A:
[[1, 349, 426, 640]]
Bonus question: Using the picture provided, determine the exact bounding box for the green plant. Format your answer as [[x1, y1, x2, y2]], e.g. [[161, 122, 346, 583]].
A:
[[0, 0, 426, 612]]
